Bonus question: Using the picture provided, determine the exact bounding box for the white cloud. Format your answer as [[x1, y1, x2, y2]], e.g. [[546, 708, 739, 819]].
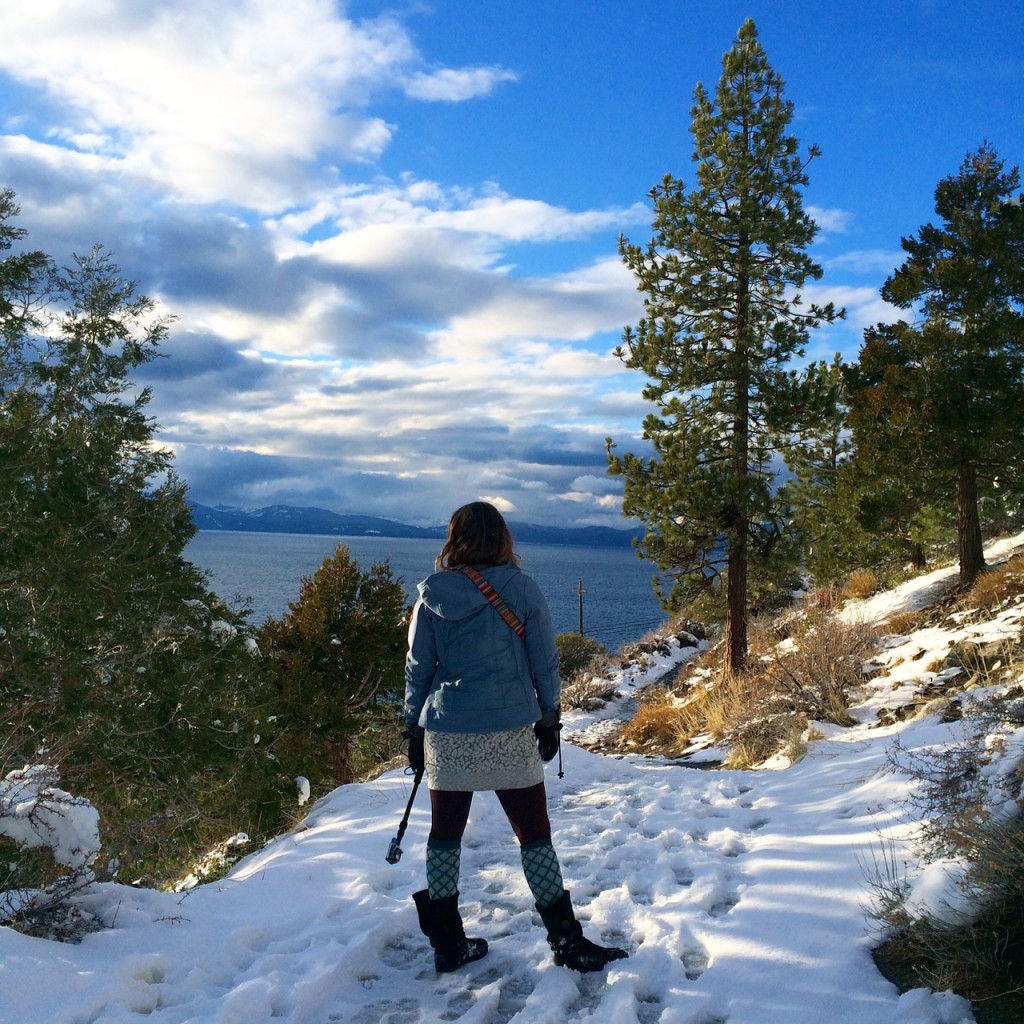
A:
[[570, 475, 620, 496], [803, 284, 902, 330], [436, 196, 643, 244], [0, 3, 667, 526], [556, 491, 622, 512], [0, 1, 512, 210], [478, 495, 517, 513], [430, 259, 640, 352], [807, 205, 852, 234], [291, 185, 645, 273], [404, 66, 518, 102], [826, 249, 904, 275]]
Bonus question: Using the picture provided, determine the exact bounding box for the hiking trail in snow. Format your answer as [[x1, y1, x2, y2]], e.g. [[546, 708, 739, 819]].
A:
[[11, 536, 1024, 1024]]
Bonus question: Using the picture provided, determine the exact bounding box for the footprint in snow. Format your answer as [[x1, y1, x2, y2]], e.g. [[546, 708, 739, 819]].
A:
[[681, 944, 710, 980], [708, 891, 740, 918], [673, 865, 695, 887], [378, 934, 428, 973], [565, 970, 610, 1019], [346, 995, 420, 1024], [638, 992, 666, 1024]]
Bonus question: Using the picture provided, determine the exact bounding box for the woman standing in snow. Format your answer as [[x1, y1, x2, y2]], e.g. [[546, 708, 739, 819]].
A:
[[404, 501, 628, 974]]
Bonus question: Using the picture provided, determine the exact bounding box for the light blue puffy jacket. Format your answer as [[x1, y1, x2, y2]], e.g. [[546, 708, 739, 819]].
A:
[[404, 564, 561, 734]]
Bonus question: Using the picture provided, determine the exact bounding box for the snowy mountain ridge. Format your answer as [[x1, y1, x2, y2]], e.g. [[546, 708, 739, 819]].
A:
[[188, 503, 644, 548]]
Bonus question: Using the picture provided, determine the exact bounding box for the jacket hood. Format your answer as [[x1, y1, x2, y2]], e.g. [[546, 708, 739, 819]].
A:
[[417, 564, 521, 622]]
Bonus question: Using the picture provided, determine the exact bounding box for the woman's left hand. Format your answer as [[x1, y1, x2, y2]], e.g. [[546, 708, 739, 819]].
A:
[[404, 726, 425, 773]]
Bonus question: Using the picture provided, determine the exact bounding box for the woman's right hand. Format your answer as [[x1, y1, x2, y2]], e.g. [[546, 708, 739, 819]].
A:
[[534, 710, 561, 762]]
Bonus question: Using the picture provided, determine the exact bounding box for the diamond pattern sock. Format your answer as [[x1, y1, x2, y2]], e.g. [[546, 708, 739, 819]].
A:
[[521, 839, 564, 908], [426, 838, 461, 899]]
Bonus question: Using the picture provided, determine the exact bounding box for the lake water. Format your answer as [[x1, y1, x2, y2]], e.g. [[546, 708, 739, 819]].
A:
[[185, 531, 670, 649]]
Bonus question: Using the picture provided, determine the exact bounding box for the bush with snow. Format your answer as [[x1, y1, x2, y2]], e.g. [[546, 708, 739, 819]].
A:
[[871, 686, 1024, 1001], [0, 765, 100, 869], [1, 765, 101, 940]]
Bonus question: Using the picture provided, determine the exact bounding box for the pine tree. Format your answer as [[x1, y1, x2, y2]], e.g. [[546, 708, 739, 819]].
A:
[[609, 20, 842, 673], [846, 144, 1024, 586], [1, 195, 284, 885], [0, 188, 48, 376], [784, 356, 862, 585], [258, 545, 408, 791]]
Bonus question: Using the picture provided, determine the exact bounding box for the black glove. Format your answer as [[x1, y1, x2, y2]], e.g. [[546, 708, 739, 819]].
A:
[[403, 726, 425, 773], [534, 710, 561, 763]]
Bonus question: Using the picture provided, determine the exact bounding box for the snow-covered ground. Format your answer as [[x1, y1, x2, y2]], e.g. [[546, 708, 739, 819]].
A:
[[3, 534, 1023, 1024]]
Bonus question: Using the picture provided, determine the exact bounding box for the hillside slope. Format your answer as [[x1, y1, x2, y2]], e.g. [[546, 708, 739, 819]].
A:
[[3, 534, 1023, 1024]]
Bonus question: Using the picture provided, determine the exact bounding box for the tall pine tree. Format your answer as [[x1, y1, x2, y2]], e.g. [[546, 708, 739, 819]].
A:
[[846, 144, 1024, 586], [1, 193, 285, 884], [609, 20, 841, 673]]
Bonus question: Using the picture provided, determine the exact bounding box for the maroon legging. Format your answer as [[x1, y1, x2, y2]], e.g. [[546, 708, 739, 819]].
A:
[[429, 782, 551, 845]]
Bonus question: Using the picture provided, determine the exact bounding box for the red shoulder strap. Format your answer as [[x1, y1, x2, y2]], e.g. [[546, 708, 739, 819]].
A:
[[459, 567, 526, 640]]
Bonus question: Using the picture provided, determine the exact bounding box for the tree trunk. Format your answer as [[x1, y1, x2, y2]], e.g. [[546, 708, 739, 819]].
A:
[[907, 542, 927, 569], [957, 460, 986, 585], [725, 254, 750, 677], [725, 520, 748, 675], [327, 734, 355, 785]]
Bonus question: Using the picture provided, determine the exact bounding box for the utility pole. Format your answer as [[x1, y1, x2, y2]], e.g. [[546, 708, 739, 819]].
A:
[[573, 579, 585, 634]]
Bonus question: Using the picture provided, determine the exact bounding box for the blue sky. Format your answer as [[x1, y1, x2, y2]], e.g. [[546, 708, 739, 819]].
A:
[[1, 1, 1021, 528]]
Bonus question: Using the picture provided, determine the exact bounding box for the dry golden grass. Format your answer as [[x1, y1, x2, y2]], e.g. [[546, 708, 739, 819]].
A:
[[700, 674, 745, 740], [728, 711, 809, 769], [842, 568, 879, 601], [965, 555, 1024, 610], [671, 667, 762, 746], [809, 585, 842, 610], [619, 689, 692, 755], [941, 638, 1022, 687], [620, 658, 808, 767], [881, 609, 929, 636], [628, 609, 882, 768]]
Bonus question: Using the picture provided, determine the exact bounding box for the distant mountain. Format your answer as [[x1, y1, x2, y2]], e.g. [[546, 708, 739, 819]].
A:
[[507, 521, 643, 548], [188, 503, 643, 548], [188, 503, 442, 539]]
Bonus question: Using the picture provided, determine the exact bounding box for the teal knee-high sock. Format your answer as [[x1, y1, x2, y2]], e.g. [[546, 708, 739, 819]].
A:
[[521, 838, 565, 909], [426, 838, 461, 900]]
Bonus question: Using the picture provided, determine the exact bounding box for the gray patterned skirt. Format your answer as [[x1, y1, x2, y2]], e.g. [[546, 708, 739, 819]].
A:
[[425, 725, 544, 791]]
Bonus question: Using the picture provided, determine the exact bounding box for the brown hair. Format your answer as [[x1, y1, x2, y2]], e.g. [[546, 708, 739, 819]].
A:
[[437, 501, 519, 570]]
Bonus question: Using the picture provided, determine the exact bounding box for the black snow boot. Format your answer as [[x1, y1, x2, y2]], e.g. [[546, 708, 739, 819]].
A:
[[536, 890, 628, 973], [413, 889, 488, 973]]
